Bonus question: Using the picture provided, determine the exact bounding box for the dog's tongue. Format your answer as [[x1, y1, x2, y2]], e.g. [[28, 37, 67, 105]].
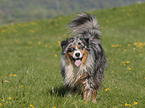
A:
[[75, 60, 82, 67]]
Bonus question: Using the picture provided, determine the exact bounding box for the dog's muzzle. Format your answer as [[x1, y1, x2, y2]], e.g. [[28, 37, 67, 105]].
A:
[[73, 51, 82, 67]]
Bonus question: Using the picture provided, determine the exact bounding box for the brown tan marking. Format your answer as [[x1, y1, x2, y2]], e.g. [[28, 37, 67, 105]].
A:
[[65, 53, 71, 64], [81, 49, 88, 65]]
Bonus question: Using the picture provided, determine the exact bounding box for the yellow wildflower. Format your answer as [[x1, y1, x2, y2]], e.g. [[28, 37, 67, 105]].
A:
[[126, 61, 130, 63], [128, 44, 131, 46], [45, 44, 47, 47], [139, 43, 143, 46], [30, 105, 34, 108], [13, 74, 16, 77], [0, 103, 2, 106], [133, 42, 137, 45], [54, 54, 57, 57], [116, 44, 119, 47], [84, 102, 87, 104], [58, 41, 61, 45], [105, 88, 110, 91], [128, 68, 131, 70], [38, 41, 41, 45], [133, 102, 138, 105], [7, 97, 11, 100], [9, 74, 12, 76], [4, 81, 8, 83], [112, 45, 115, 47], [139, 47, 143, 49], [125, 103, 131, 106], [5, 101, 8, 104], [20, 85, 23, 87]]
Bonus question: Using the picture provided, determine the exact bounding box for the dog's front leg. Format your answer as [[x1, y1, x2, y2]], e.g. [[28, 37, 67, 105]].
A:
[[83, 79, 93, 102], [86, 88, 93, 101]]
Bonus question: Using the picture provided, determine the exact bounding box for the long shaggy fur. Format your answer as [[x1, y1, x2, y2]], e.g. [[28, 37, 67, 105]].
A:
[[61, 13, 107, 102]]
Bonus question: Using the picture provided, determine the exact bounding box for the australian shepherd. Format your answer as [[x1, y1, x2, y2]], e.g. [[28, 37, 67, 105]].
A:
[[61, 13, 107, 102]]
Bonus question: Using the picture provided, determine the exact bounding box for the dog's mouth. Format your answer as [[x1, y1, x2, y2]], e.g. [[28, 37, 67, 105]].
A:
[[73, 58, 83, 67], [74, 59, 82, 67]]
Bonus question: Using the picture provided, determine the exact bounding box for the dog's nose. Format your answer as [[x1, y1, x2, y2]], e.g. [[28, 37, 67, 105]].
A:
[[75, 53, 80, 57]]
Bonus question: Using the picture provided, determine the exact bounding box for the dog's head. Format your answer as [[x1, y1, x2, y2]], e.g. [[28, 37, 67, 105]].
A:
[[61, 37, 89, 67]]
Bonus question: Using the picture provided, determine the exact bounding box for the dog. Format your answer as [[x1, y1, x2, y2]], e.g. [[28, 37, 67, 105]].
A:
[[61, 13, 107, 102]]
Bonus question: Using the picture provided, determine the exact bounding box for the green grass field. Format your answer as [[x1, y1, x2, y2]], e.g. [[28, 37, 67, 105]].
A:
[[0, 3, 145, 108]]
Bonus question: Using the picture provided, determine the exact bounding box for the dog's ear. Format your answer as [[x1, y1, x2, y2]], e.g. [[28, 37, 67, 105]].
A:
[[61, 40, 67, 48], [61, 40, 66, 47]]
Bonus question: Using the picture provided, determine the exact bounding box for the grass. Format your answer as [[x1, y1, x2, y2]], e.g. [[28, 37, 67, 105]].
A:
[[0, 3, 145, 108]]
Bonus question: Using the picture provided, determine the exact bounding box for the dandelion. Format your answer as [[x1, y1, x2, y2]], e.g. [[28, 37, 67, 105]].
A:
[[20, 85, 23, 87], [128, 44, 131, 46], [128, 68, 131, 70], [139, 43, 143, 46], [112, 71, 114, 73], [139, 47, 143, 49], [126, 61, 130, 63], [9, 74, 12, 76], [4, 81, 8, 83], [53, 107, 56, 108], [124, 49, 127, 52], [133, 102, 138, 105], [7, 97, 11, 100], [45, 44, 47, 47], [116, 44, 119, 47], [58, 41, 61, 45], [54, 54, 57, 57], [84, 102, 87, 104], [105, 88, 110, 91], [122, 61, 125, 64], [30, 105, 34, 108], [13, 74, 16, 77], [38, 41, 41, 45], [112, 45, 115, 47], [125, 103, 132, 106], [133, 42, 137, 45]]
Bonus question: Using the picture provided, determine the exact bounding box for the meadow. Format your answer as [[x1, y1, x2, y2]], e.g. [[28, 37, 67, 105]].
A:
[[0, 3, 145, 108]]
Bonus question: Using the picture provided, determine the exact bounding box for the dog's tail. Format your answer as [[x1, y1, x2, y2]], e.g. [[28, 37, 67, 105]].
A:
[[69, 13, 101, 39]]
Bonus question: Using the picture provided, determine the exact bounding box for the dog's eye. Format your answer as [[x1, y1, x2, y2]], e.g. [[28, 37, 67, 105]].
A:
[[68, 47, 75, 52]]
